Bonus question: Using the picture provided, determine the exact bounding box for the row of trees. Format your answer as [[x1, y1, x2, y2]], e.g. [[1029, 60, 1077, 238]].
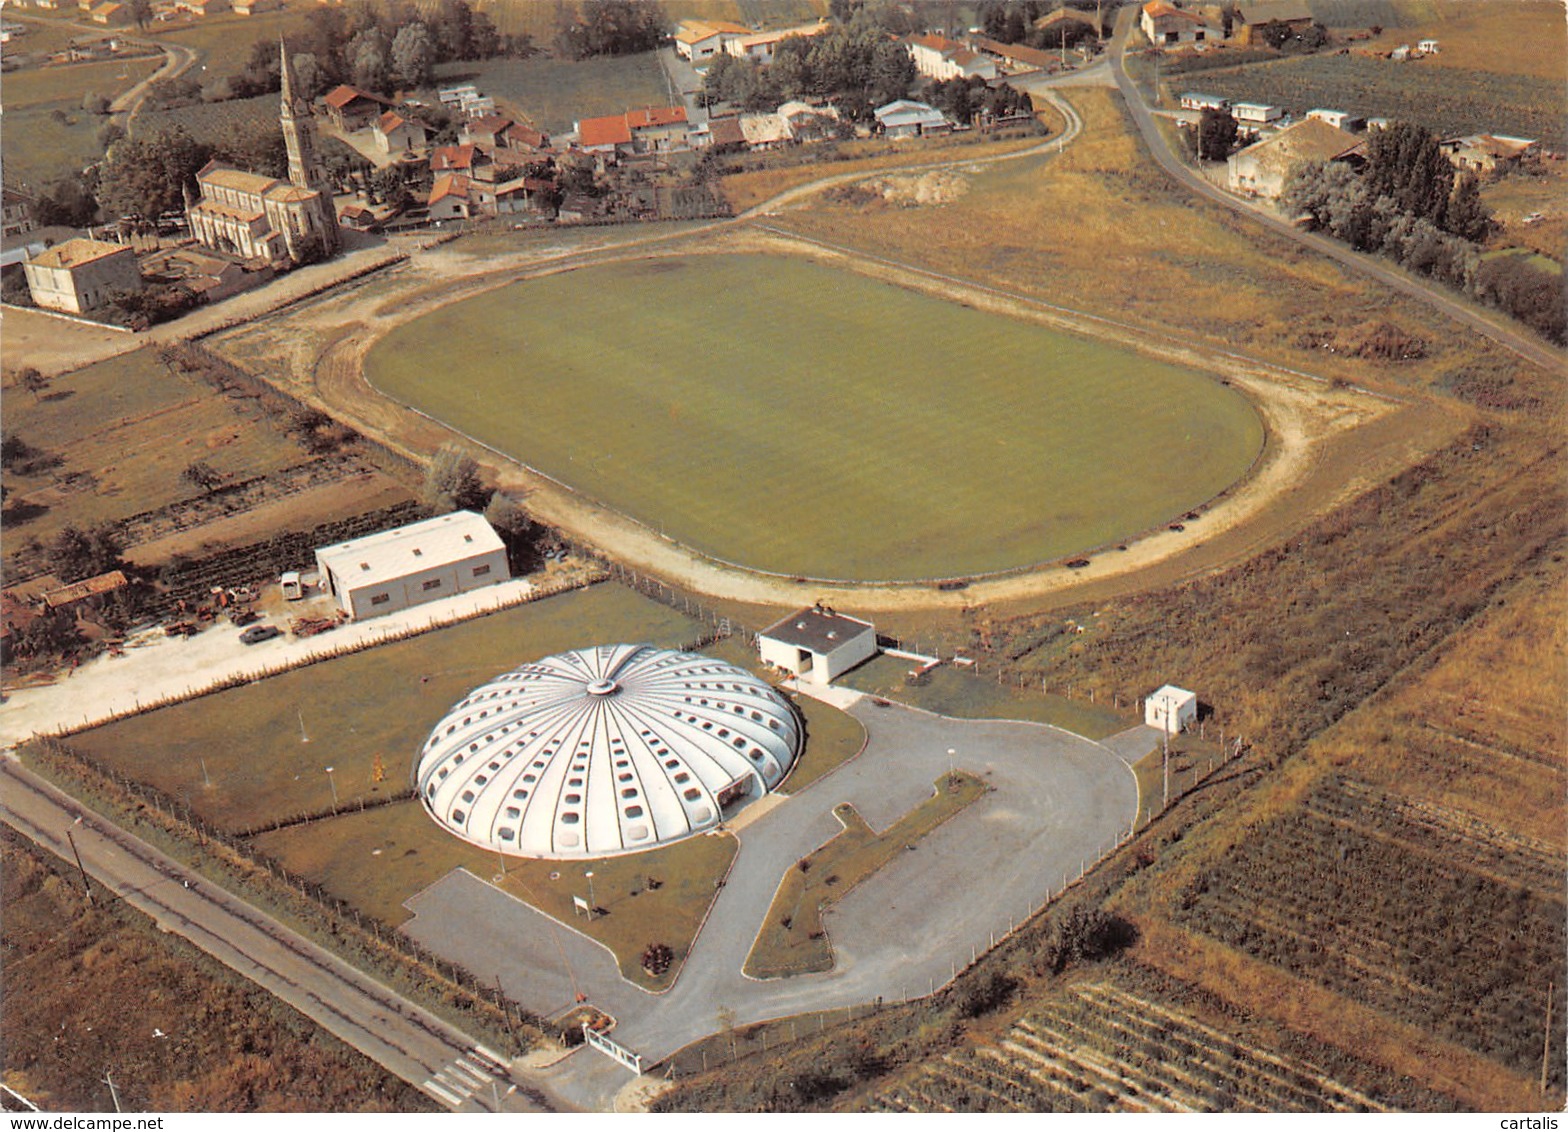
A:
[[1282, 123, 1561, 343], [701, 26, 915, 121], [975, 1, 1102, 49], [554, 0, 665, 61], [924, 74, 1033, 126]]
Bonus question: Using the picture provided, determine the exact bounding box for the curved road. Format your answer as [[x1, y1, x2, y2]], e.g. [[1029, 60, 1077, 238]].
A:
[[1107, 16, 1563, 375], [0, 756, 559, 1114]]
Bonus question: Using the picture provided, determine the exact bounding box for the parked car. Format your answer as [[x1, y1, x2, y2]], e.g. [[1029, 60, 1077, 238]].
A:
[[239, 624, 281, 645]]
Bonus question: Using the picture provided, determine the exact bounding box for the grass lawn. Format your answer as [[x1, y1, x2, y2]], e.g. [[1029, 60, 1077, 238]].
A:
[[366, 253, 1264, 582], [2, 349, 314, 551], [838, 653, 1130, 741], [1, 57, 161, 183], [65, 584, 708, 832], [147, 8, 316, 80], [429, 52, 669, 135], [744, 772, 988, 979], [252, 798, 737, 991]]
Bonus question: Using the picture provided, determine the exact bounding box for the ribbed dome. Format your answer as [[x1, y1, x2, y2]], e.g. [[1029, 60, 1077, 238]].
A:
[[415, 644, 803, 859]]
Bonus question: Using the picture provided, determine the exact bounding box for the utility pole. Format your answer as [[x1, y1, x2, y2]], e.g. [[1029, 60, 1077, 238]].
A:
[[66, 819, 94, 906], [102, 1070, 121, 1113], [1543, 980, 1555, 1098], [1161, 727, 1170, 810]]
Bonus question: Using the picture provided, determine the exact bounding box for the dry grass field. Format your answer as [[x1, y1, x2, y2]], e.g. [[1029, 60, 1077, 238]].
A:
[[0, 828, 436, 1113], [1337, 0, 1566, 81], [1, 55, 163, 184]]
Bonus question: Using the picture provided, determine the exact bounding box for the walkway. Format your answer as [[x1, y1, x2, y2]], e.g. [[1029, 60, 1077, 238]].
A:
[[402, 698, 1141, 1109]]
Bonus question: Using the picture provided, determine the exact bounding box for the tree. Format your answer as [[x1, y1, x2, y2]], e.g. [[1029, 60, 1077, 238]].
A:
[[181, 461, 224, 493], [128, 0, 151, 29], [348, 27, 391, 93], [484, 493, 542, 571], [17, 367, 49, 402], [391, 23, 434, 88], [423, 445, 488, 513], [1444, 172, 1492, 242], [81, 91, 111, 116], [1363, 121, 1454, 228], [46, 525, 123, 584], [291, 52, 324, 101], [31, 179, 99, 227], [1195, 106, 1238, 161], [97, 128, 211, 221], [97, 121, 127, 151]]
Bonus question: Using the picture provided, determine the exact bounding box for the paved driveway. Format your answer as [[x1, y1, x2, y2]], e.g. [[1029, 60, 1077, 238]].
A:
[[402, 698, 1143, 1105]]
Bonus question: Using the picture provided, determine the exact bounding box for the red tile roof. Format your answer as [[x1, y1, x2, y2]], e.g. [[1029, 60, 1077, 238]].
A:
[[430, 144, 477, 171], [428, 173, 470, 205], [577, 114, 633, 148], [626, 106, 687, 129]]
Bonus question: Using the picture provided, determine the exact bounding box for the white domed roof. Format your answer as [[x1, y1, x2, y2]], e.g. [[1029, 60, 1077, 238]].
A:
[[416, 644, 803, 859]]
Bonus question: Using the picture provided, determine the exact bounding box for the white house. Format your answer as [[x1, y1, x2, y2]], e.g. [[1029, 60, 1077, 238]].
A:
[[1145, 685, 1198, 734], [1306, 108, 1364, 132], [759, 606, 877, 685], [23, 237, 143, 314], [874, 99, 949, 139], [1227, 117, 1361, 199], [1179, 92, 1229, 112], [672, 18, 751, 62], [906, 33, 997, 82], [314, 511, 509, 620], [1140, 0, 1219, 46], [1231, 102, 1282, 125]]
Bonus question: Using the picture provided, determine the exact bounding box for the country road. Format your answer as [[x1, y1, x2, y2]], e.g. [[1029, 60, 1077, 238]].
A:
[[0, 756, 562, 1114], [1106, 14, 1564, 376]]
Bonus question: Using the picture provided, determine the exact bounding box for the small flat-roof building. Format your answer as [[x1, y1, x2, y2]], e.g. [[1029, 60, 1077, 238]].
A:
[[759, 606, 877, 685], [314, 511, 508, 620], [1145, 685, 1198, 734]]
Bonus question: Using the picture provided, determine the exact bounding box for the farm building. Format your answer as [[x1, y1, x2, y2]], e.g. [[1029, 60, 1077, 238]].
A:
[[313, 510, 508, 620], [1230, 0, 1313, 46], [373, 110, 427, 155], [1145, 685, 1198, 734], [1305, 108, 1364, 132], [23, 237, 143, 314], [1439, 134, 1539, 176], [3, 186, 35, 237], [1227, 117, 1362, 199], [875, 99, 950, 139], [576, 106, 690, 157], [1140, 1, 1219, 46], [672, 17, 751, 61], [759, 606, 877, 686], [415, 644, 803, 858], [723, 21, 830, 64], [322, 85, 389, 132]]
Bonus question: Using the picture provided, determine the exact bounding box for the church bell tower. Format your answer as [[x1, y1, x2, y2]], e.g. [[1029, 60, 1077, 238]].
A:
[[279, 38, 340, 254]]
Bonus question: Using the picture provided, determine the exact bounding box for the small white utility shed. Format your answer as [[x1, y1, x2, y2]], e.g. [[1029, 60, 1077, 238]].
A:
[[314, 511, 508, 620], [759, 606, 877, 685], [1145, 685, 1199, 734]]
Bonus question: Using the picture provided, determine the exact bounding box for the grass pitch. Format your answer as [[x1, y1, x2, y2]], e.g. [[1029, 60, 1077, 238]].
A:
[[367, 254, 1264, 581]]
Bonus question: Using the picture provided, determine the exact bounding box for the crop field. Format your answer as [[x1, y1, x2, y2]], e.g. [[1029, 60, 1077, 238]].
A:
[[1312, 1, 1565, 81], [1183, 55, 1560, 141], [430, 51, 669, 135], [2, 349, 323, 552], [367, 253, 1263, 581], [138, 93, 280, 146], [874, 979, 1394, 1112], [1174, 775, 1566, 1086]]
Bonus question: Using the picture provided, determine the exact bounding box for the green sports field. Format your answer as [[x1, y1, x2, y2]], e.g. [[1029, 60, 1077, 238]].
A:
[[367, 254, 1265, 580]]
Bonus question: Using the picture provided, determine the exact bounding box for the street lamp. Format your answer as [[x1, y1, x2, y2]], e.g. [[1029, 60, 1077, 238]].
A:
[[324, 766, 338, 807], [65, 817, 93, 906], [946, 748, 956, 784], [585, 870, 596, 915]]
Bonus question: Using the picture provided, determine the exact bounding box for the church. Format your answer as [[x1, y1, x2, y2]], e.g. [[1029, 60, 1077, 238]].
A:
[[184, 41, 341, 264]]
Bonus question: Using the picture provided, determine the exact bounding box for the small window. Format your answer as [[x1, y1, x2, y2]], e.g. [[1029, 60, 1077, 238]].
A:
[[370, 593, 390, 606], [359, 562, 371, 571], [674, 772, 690, 784], [451, 808, 465, 822], [565, 793, 581, 804], [422, 578, 442, 591], [472, 564, 491, 577], [498, 828, 515, 841], [412, 548, 423, 557], [464, 534, 474, 542], [561, 812, 580, 825], [683, 788, 701, 801], [624, 805, 644, 819], [569, 777, 583, 787], [505, 806, 521, 819], [461, 790, 475, 803]]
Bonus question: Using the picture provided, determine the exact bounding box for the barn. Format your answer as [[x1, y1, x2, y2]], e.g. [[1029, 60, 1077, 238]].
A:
[[1145, 685, 1198, 734], [759, 606, 877, 685], [314, 511, 508, 620]]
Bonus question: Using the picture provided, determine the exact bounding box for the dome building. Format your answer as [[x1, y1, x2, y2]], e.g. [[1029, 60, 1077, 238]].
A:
[[415, 644, 803, 859]]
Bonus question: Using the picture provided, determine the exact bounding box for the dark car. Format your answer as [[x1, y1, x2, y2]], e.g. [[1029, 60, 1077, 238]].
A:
[[239, 624, 281, 645]]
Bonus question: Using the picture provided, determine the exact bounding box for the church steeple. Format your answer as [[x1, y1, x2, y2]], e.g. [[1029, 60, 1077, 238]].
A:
[[278, 36, 340, 256]]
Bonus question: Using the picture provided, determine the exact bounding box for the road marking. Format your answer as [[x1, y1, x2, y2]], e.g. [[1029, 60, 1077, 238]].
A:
[[421, 1079, 464, 1108]]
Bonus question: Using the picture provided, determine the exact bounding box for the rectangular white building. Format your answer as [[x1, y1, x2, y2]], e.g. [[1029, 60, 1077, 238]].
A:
[[759, 606, 877, 685], [314, 511, 508, 620], [1145, 685, 1198, 735]]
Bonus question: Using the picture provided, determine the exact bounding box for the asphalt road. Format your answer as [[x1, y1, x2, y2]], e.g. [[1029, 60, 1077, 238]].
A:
[[1107, 16, 1564, 376], [0, 756, 558, 1114]]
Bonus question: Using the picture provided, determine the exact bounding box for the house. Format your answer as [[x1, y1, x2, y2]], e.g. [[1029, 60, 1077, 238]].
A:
[[972, 35, 1058, 73], [739, 112, 792, 150], [1389, 44, 1410, 61], [23, 237, 143, 314], [1230, 0, 1313, 45], [313, 511, 508, 621], [1140, 1, 1219, 46], [89, 2, 132, 25], [672, 17, 751, 62], [906, 33, 998, 81], [1439, 134, 1540, 176], [555, 192, 599, 223], [373, 110, 428, 156], [477, 176, 554, 217], [458, 93, 496, 119], [777, 100, 840, 142], [576, 106, 690, 157], [323, 85, 390, 132], [1231, 101, 1282, 125], [3, 186, 35, 238], [1306, 108, 1364, 132], [759, 606, 877, 686], [1226, 117, 1362, 199], [1179, 92, 1229, 112], [874, 99, 949, 139], [500, 122, 549, 152], [233, 0, 282, 13], [1144, 685, 1198, 734], [1416, 38, 1439, 54], [430, 143, 495, 181], [338, 203, 378, 231], [722, 21, 829, 64], [461, 114, 514, 148], [438, 83, 479, 106], [426, 173, 471, 220]]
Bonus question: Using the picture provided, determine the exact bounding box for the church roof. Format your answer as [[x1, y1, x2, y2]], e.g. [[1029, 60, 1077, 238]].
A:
[[200, 165, 281, 196]]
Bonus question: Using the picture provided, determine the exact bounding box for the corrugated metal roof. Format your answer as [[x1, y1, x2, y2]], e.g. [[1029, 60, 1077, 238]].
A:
[[316, 511, 503, 590]]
